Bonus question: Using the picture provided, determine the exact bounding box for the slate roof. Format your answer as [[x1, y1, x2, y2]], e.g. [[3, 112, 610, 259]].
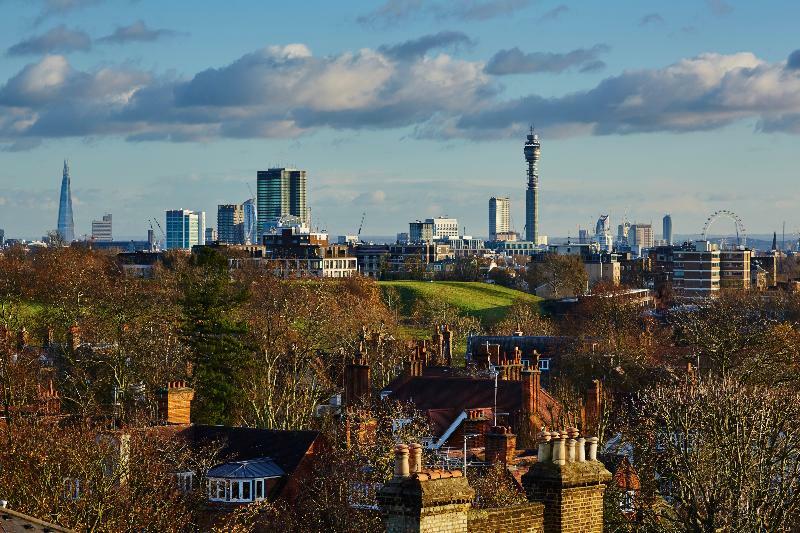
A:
[[183, 426, 319, 476], [207, 457, 285, 479], [466, 335, 575, 361]]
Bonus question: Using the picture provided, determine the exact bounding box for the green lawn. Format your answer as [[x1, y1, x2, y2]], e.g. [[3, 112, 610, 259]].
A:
[[379, 281, 541, 325]]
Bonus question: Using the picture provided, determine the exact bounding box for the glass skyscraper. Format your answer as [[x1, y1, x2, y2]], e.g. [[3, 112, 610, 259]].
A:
[[256, 168, 308, 235], [166, 209, 206, 250], [242, 198, 256, 245], [57, 160, 75, 242], [217, 203, 244, 244]]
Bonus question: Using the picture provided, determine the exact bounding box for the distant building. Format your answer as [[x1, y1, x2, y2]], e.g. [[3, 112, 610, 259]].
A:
[[0, 228, 4, 247], [584, 253, 621, 287], [205, 227, 217, 243], [262, 227, 356, 278], [256, 168, 308, 235], [396, 232, 409, 244], [166, 209, 206, 250], [352, 243, 390, 278], [578, 228, 589, 244], [498, 240, 541, 257], [617, 222, 630, 247], [242, 198, 257, 245], [409, 220, 433, 243], [489, 197, 510, 241], [651, 241, 720, 297], [594, 215, 613, 252], [217, 204, 245, 244], [57, 160, 75, 243], [91, 214, 113, 242], [524, 127, 541, 242], [428, 217, 458, 240], [629, 223, 654, 250], [663, 214, 673, 246], [720, 248, 751, 289]]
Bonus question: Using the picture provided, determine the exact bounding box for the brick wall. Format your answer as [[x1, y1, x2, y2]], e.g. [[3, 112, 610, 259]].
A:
[[468, 503, 545, 533]]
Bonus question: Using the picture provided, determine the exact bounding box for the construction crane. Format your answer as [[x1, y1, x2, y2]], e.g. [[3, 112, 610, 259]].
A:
[[357, 212, 366, 241]]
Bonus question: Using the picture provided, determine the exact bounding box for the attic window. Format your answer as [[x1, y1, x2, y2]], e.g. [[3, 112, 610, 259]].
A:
[[538, 358, 550, 371]]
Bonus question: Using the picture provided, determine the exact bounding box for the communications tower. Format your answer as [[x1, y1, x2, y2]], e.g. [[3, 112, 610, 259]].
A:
[[524, 126, 541, 243]]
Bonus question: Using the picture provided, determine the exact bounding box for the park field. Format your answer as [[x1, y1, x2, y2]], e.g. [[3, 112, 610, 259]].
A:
[[378, 280, 541, 326]]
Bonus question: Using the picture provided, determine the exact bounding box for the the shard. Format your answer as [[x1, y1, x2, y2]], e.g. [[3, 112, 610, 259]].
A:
[[57, 160, 75, 243]]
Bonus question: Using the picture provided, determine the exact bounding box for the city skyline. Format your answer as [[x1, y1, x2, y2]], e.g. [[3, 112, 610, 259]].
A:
[[2, 1, 800, 240]]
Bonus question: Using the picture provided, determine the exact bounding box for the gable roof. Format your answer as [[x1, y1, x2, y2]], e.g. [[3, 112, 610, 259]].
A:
[[386, 376, 559, 431], [183, 426, 319, 476]]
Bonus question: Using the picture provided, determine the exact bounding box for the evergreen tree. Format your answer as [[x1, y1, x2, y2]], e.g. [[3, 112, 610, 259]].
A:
[[180, 247, 250, 425]]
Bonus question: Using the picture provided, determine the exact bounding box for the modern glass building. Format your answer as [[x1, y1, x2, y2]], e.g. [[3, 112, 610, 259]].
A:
[[256, 168, 308, 235], [663, 214, 673, 246], [242, 198, 256, 245], [91, 214, 113, 242], [57, 160, 75, 243], [166, 209, 206, 250], [217, 204, 244, 244]]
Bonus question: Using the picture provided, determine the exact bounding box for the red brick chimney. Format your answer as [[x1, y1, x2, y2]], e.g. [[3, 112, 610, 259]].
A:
[[441, 325, 453, 366], [485, 425, 517, 465], [521, 366, 540, 417], [344, 346, 370, 407], [583, 379, 603, 435], [157, 380, 194, 424], [462, 409, 490, 448]]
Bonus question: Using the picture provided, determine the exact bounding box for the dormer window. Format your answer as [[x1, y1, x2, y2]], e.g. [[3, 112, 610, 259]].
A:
[[206, 458, 284, 503]]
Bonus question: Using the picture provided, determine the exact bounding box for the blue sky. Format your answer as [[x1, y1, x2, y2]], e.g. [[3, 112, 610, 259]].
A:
[[1, 0, 799, 240]]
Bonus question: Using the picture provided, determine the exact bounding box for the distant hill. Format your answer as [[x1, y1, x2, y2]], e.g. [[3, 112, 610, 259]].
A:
[[378, 281, 541, 325]]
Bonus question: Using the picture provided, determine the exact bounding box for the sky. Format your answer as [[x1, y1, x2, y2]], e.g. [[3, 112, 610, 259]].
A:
[[1, 0, 799, 241]]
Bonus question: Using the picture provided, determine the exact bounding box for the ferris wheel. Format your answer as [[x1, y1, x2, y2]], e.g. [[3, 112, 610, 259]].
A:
[[701, 209, 747, 248]]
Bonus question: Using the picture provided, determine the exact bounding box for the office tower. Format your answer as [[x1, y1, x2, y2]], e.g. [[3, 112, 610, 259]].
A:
[[578, 228, 588, 244], [242, 198, 257, 245], [147, 229, 156, 251], [630, 223, 654, 249], [165, 209, 206, 250], [91, 214, 113, 242], [617, 221, 630, 246], [524, 127, 541, 243], [0, 229, 4, 247], [426, 217, 458, 239], [256, 168, 308, 234], [489, 197, 510, 240], [409, 220, 433, 243], [662, 214, 673, 246], [217, 204, 244, 244], [57, 160, 75, 243], [205, 227, 217, 243], [595, 214, 613, 251]]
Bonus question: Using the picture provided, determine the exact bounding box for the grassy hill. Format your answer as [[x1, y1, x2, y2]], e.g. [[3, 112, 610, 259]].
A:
[[379, 281, 541, 325]]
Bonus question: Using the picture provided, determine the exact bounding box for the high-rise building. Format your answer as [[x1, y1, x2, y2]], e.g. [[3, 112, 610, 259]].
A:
[[427, 217, 459, 239], [0, 229, 4, 247], [409, 220, 433, 243], [91, 214, 113, 242], [594, 214, 613, 252], [57, 160, 75, 243], [205, 227, 217, 243], [630, 223, 654, 249], [242, 198, 257, 245], [217, 204, 245, 244], [256, 168, 308, 234], [524, 127, 541, 243], [166, 209, 206, 250], [617, 221, 630, 246], [663, 214, 673, 246], [489, 197, 510, 241]]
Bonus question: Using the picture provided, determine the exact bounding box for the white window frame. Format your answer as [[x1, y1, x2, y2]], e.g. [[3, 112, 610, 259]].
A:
[[538, 358, 551, 371], [175, 471, 194, 493]]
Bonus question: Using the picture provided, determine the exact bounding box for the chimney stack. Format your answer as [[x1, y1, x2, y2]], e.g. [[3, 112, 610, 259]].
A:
[[485, 426, 517, 466], [344, 344, 371, 407], [523, 428, 611, 533], [157, 381, 195, 424]]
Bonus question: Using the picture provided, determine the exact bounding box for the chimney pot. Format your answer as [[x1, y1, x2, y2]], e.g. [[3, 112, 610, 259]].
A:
[[587, 436, 599, 461], [409, 443, 423, 474], [552, 431, 566, 465], [394, 444, 410, 479], [577, 437, 586, 462]]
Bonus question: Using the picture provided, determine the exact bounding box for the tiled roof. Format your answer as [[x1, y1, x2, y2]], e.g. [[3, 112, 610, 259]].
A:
[[386, 376, 559, 430], [183, 426, 319, 475]]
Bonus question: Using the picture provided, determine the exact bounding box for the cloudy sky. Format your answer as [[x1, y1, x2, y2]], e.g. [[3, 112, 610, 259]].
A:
[[1, 0, 799, 240]]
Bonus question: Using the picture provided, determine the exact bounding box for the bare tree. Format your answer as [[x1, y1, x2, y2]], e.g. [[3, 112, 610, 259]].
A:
[[625, 376, 800, 532]]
